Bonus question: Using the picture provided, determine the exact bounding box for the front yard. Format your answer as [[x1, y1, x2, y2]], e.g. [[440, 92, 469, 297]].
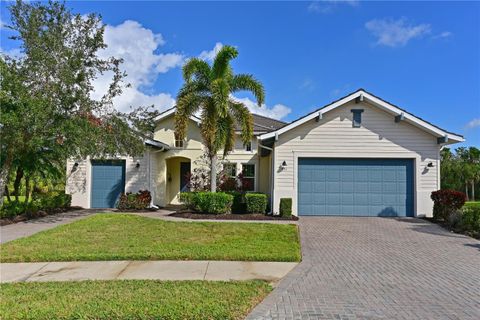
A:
[[0, 213, 300, 262], [0, 280, 271, 320]]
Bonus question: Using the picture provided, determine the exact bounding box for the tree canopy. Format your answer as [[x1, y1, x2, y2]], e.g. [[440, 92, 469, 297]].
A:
[[0, 0, 159, 205]]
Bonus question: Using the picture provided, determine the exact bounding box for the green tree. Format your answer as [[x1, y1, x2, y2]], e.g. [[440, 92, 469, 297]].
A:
[[174, 45, 265, 192], [0, 0, 158, 206]]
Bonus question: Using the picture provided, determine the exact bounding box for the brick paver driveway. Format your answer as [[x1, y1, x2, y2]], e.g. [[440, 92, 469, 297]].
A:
[[248, 217, 480, 320]]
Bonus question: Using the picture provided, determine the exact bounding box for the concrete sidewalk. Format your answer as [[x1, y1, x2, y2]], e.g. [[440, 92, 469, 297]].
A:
[[1, 260, 298, 283]]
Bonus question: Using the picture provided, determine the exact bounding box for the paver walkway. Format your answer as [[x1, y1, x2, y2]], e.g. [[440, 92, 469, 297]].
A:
[[0, 260, 297, 283], [248, 217, 480, 320]]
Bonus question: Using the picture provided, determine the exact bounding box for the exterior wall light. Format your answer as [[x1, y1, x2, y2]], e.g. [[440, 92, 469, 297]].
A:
[[71, 162, 79, 172], [427, 162, 434, 168], [280, 161, 287, 171], [136, 162, 140, 168]]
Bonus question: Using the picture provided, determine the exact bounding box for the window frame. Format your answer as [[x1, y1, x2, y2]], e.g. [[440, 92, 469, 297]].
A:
[[244, 141, 252, 152], [241, 163, 256, 191], [351, 109, 364, 128], [174, 133, 185, 148], [223, 162, 237, 178]]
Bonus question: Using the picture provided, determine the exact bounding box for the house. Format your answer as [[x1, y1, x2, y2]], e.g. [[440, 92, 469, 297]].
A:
[[66, 89, 464, 217]]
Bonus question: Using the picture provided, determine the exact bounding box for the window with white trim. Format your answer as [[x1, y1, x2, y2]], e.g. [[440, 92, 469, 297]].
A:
[[244, 141, 252, 152], [223, 163, 237, 178], [242, 164, 255, 191], [174, 133, 184, 148]]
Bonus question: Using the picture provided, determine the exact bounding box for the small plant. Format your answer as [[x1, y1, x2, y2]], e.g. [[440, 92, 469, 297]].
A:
[[117, 190, 151, 210], [459, 206, 480, 235], [431, 189, 467, 221], [245, 193, 268, 214], [279, 198, 292, 217]]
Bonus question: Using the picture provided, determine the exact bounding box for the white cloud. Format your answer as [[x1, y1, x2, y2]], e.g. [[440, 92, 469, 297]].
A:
[[432, 31, 453, 39], [92, 20, 183, 112], [199, 42, 223, 61], [465, 118, 480, 129], [231, 96, 291, 120], [365, 18, 431, 47], [308, 0, 358, 14]]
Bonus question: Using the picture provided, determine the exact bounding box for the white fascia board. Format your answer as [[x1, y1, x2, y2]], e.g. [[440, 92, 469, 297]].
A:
[[155, 107, 202, 125], [259, 90, 464, 143], [363, 92, 464, 142], [259, 91, 363, 140]]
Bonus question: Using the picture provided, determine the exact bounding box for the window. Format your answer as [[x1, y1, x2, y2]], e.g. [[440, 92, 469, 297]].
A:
[[351, 109, 364, 128], [242, 164, 255, 191], [223, 163, 237, 178], [174, 134, 184, 148], [244, 141, 252, 152]]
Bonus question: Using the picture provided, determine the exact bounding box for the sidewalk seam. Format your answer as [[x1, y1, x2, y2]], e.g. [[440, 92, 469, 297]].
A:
[[203, 261, 210, 280], [22, 262, 50, 282], [114, 261, 133, 279]]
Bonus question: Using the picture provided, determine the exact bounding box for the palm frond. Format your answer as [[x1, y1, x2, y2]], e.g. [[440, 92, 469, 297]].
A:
[[211, 79, 229, 118], [229, 101, 253, 145], [175, 93, 204, 140], [212, 45, 238, 79], [231, 74, 265, 105], [182, 58, 211, 83]]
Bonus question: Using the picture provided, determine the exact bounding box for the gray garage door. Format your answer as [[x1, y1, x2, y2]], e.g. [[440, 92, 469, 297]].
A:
[[298, 158, 414, 217], [91, 160, 126, 208]]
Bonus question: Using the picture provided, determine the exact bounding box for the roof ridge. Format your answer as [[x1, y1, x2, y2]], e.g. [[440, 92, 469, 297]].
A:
[[251, 113, 288, 124]]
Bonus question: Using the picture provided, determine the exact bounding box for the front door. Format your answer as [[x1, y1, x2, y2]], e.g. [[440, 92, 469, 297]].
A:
[[180, 162, 191, 192]]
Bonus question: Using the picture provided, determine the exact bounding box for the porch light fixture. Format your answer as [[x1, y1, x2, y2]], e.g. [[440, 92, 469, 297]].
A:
[[136, 162, 140, 168], [280, 161, 287, 171], [427, 162, 434, 168], [72, 162, 79, 172]]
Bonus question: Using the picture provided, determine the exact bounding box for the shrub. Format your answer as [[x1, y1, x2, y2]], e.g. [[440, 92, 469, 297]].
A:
[[279, 198, 292, 217], [179, 192, 233, 214], [225, 191, 245, 214], [460, 206, 480, 234], [117, 190, 151, 210], [0, 192, 72, 219], [431, 189, 466, 221], [464, 202, 480, 210], [245, 193, 267, 214]]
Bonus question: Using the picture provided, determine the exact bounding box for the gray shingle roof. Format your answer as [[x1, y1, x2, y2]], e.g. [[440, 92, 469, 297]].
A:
[[237, 113, 287, 133]]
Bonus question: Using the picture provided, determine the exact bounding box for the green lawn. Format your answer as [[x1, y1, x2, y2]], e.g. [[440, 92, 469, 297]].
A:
[[0, 280, 271, 320], [0, 213, 300, 262]]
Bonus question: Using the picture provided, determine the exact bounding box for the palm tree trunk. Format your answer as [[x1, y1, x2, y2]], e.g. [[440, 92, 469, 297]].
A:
[[210, 154, 217, 192], [465, 183, 469, 201], [0, 152, 13, 207]]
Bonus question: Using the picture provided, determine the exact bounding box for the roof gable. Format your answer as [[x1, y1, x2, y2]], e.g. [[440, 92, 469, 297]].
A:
[[259, 89, 464, 144]]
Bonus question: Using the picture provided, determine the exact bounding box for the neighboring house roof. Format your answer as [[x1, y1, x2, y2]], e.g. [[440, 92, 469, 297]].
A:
[[246, 114, 287, 133], [259, 89, 464, 144], [155, 106, 287, 134]]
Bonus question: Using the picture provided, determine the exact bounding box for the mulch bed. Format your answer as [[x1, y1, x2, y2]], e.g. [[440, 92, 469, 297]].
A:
[[0, 207, 83, 226], [169, 211, 299, 221]]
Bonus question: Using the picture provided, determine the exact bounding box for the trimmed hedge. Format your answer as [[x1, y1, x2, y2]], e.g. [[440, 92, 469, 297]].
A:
[[245, 193, 267, 214], [180, 192, 233, 214], [117, 190, 151, 210], [279, 198, 292, 217], [431, 189, 466, 221]]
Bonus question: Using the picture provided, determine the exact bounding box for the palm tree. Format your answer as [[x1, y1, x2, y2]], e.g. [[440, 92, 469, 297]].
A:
[[175, 45, 265, 192]]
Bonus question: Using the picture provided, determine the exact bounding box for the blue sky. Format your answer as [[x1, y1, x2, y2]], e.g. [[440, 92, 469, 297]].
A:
[[1, 1, 479, 147]]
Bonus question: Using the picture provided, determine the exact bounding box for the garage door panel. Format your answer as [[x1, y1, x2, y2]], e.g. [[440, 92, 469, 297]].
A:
[[298, 158, 413, 217], [91, 160, 125, 208]]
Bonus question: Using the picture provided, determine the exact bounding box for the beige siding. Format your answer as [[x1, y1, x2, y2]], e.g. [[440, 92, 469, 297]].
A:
[[273, 101, 441, 217]]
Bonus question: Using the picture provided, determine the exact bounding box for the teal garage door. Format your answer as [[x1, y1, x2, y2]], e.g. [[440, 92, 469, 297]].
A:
[[91, 160, 126, 208], [298, 158, 414, 217]]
